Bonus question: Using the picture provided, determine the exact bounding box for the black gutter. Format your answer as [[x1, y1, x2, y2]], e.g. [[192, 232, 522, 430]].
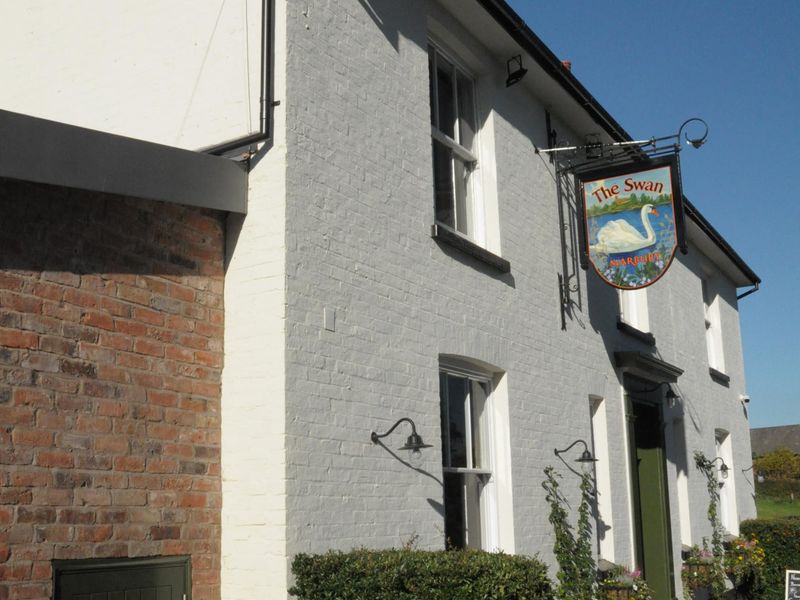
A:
[[479, 0, 760, 294], [204, 0, 275, 157]]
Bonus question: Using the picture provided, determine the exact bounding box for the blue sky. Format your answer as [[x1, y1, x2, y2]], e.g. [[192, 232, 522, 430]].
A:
[[507, 1, 800, 428]]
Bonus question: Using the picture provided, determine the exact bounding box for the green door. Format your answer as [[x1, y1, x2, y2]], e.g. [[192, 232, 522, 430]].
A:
[[54, 556, 189, 600], [628, 397, 675, 600]]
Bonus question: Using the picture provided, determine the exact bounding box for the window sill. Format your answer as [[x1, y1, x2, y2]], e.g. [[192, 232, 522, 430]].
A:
[[617, 319, 656, 346], [432, 223, 510, 273], [709, 367, 730, 387], [443, 467, 492, 476]]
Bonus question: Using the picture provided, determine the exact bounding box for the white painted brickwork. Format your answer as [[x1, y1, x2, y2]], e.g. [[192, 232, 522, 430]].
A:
[[0, 0, 262, 150], [278, 0, 755, 594], [220, 1, 289, 597], [1, 0, 755, 596]]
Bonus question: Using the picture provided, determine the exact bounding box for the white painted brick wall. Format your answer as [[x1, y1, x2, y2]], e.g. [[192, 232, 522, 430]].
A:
[[0, 0, 262, 150], [279, 0, 756, 594], [0, 0, 756, 595], [220, 1, 289, 598]]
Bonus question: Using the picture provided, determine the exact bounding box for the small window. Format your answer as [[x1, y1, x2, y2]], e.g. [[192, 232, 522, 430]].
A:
[[428, 44, 483, 244], [702, 279, 726, 374], [620, 288, 650, 333], [440, 369, 492, 549]]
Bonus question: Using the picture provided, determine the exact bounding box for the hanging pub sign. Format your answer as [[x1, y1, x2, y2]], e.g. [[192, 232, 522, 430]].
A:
[[577, 155, 687, 290]]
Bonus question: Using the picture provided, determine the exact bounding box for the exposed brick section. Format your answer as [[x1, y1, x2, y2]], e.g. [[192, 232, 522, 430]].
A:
[[0, 181, 224, 600]]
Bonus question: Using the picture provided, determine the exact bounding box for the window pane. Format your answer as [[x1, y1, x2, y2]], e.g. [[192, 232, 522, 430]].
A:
[[432, 139, 455, 228], [428, 46, 437, 127], [443, 472, 466, 549], [465, 474, 483, 549], [456, 71, 476, 150], [446, 375, 468, 468], [470, 381, 487, 469], [436, 56, 455, 138], [453, 157, 472, 237]]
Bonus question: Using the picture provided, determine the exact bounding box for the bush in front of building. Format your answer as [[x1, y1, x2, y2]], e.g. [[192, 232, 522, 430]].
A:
[[740, 517, 800, 600], [753, 448, 800, 480], [756, 478, 800, 500], [289, 548, 554, 599]]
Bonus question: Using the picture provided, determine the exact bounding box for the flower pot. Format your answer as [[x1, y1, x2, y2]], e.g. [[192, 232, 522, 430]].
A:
[[602, 586, 635, 600]]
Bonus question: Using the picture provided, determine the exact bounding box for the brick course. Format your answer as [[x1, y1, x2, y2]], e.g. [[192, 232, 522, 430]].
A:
[[0, 180, 224, 600]]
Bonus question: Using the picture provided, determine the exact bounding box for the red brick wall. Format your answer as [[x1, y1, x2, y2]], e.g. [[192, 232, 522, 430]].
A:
[[0, 180, 224, 600]]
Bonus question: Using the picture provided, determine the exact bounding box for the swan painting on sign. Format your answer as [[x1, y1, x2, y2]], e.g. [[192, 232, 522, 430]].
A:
[[580, 160, 682, 290]]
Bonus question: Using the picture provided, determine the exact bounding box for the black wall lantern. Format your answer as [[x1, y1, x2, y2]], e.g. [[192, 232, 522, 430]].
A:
[[371, 417, 432, 455], [554, 439, 597, 463], [708, 456, 730, 480], [505, 55, 528, 87]]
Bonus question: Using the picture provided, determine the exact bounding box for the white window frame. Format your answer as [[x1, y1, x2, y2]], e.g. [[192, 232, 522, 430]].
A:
[[619, 287, 650, 333], [428, 42, 486, 246], [440, 365, 497, 550], [702, 278, 726, 373]]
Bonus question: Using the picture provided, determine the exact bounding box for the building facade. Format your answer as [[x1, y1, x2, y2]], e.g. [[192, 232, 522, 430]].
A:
[[0, 1, 759, 599]]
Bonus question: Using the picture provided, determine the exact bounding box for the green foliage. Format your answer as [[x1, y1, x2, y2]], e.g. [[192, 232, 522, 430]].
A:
[[682, 545, 718, 596], [289, 548, 554, 600], [741, 518, 800, 600], [724, 535, 766, 598], [753, 448, 800, 480], [541, 466, 595, 600], [690, 451, 727, 599], [586, 192, 672, 217], [598, 564, 654, 600], [756, 477, 800, 500]]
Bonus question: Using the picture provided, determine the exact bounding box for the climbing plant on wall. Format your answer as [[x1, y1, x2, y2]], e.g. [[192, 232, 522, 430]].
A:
[[542, 466, 596, 600], [687, 451, 727, 600]]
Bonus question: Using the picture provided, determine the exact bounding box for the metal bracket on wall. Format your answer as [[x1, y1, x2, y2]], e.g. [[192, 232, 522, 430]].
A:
[[558, 273, 578, 331]]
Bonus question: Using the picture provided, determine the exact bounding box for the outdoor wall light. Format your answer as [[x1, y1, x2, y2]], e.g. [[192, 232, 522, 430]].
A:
[[665, 387, 680, 408], [636, 381, 680, 408], [370, 417, 432, 455], [505, 55, 528, 87], [709, 456, 730, 480], [554, 439, 597, 463]]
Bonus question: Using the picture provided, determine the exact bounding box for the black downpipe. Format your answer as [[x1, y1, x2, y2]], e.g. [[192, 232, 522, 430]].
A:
[[205, 0, 275, 156]]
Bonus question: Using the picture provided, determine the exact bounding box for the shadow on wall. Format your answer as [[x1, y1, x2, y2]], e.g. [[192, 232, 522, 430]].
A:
[[355, 0, 410, 52], [371, 438, 443, 487], [0, 178, 223, 278]]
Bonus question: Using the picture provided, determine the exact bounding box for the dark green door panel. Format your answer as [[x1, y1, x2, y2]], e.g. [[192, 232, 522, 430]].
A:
[[628, 396, 675, 600], [54, 556, 189, 600]]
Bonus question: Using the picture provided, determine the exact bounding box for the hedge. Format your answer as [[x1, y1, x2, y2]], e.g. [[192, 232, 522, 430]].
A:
[[289, 548, 554, 599], [740, 518, 800, 600], [755, 478, 800, 500]]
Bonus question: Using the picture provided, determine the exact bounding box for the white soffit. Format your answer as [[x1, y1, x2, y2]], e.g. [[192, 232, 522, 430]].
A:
[[435, 0, 616, 144]]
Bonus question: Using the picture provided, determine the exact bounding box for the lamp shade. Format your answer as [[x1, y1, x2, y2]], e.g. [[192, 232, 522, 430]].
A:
[[399, 432, 432, 453]]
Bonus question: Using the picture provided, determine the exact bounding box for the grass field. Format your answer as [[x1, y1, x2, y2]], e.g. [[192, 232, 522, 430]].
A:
[[755, 478, 800, 519], [756, 495, 800, 519]]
